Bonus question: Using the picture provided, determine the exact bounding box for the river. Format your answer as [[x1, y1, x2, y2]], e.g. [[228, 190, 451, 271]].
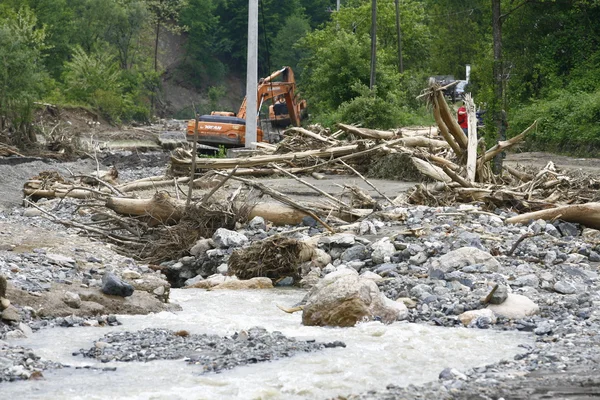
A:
[[4, 289, 532, 399]]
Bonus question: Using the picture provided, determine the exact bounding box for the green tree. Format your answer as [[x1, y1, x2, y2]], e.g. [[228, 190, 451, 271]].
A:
[[0, 7, 48, 145], [271, 14, 311, 76]]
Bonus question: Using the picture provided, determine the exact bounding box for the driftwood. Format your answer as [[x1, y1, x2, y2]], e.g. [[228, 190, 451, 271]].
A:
[[465, 93, 478, 182], [506, 202, 600, 230], [338, 123, 396, 140]]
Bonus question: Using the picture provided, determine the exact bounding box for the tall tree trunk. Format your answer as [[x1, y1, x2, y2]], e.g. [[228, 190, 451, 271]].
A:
[[395, 0, 403, 73], [370, 0, 377, 89], [492, 0, 506, 174], [151, 22, 161, 115]]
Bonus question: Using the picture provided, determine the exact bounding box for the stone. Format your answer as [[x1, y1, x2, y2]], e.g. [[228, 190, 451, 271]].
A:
[[212, 228, 248, 248], [46, 253, 76, 266], [489, 284, 508, 305], [248, 216, 266, 230], [122, 269, 142, 280], [17, 322, 33, 337], [189, 238, 213, 257], [487, 294, 539, 320], [397, 297, 417, 308], [311, 248, 332, 268], [554, 280, 577, 295], [458, 309, 497, 326], [371, 239, 396, 264], [589, 251, 600, 262], [320, 234, 356, 247], [184, 275, 204, 287], [101, 273, 134, 297], [544, 250, 557, 265], [302, 269, 407, 327], [299, 270, 321, 289], [556, 221, 579, 237], [513, 274, 539, 288], [129, 275, 170, 302], [1, 297, 10, 310], [186, 274, 226, 289], [340, 244, 370, 262], [211, 277, 273, 290], [23, 208, 42, 217], [275, 277, 294, 287], [432, 247, 499, 273], [360, 271, 384, 282], [217, 263, 229, 275], [62, 291, 82, 309], [534, 321, 553, 335], [1, 305, 21, 322], [409, 252, 428, 265]]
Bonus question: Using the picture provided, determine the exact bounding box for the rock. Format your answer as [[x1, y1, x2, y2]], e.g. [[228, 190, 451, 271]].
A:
[[23, 208, 42, 217], [301, 269, 407, 327], [320, 234, 356, 247], [212, 228, 248, 248], [62, 291, 82, 309], [46, 253, 76, 266], [439, 368, 467, 381], [17, 322, 33, 337], [275, 277, 294, 287], [122, 269, 142, 280], [513, 274, 539, 288], [360, 271, 384, 282], [488, 284, 508, 305], [1, 297, 10, 310], [554, 280, 577, 294], [340, 244, 370, 262], [589, 251, 600, 262], [534, 321, 553, 335], [311, 248, 332, 268], [248, 216, 266, 230], [556, 221, 579, 237], [184, 275, 204, 287], [458, 309, 497, 326], [185, 274, 226, 289], [371, 238, 396, 264], [487, 294, 539, 320], [396, 297, 417, 308], [432, 247, 499, 272], [0, 275, 7, 298], [1, 305, 21, 322], [217, 263, 229, 275], [299, 269, 321, 289], [101, 273, 134, 297], [129, 276, 170, 303], [211, 277, 273, 290], [189, 238, 213, 257]]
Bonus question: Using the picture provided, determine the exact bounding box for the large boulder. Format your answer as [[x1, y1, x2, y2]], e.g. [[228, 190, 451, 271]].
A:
[[101, 273, 134, 297], [431, 247, 500, 273], [302, 269, 407, 327], [487, 294, 539, 319]]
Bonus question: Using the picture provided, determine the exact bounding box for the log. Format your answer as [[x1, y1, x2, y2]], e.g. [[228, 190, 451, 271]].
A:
[[284, 127, 338, 144], [435, 90, 468, 149], [106, 192, 185, 225], [506, 202, 600, 230], [412, 157, 452, 183], [432, 101, 462, 156], [338, 123, 396, 140], [465, 93, 478, 182], [394, 136, 450, 149], [503, 165, 533, 182], [171, 144, 359, 170], [23, 188, 97, 199], [248, 202, 310, 225], [481, 120, 537, 164]]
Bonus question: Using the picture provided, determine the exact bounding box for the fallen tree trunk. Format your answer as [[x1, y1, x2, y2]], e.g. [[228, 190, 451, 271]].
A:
[[506, 202, 600, 230], [411, 157, 452, 183], [338, 123, 396, 140], [395, 136, 450, 149], [435, 90, 468, 149], [432, 103, 462, 156], [481, 120, 537, 164], [171, 144, 360, 170], [106, 191, 185, 225]]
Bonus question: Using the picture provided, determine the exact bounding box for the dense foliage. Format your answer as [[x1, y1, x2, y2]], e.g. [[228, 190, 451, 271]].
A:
[[0, 0, 599, 152]]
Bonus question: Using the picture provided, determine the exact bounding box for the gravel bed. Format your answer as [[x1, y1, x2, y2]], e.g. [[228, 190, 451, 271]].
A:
[[0, 341, 65, 382], [74, 326, 345, 373]]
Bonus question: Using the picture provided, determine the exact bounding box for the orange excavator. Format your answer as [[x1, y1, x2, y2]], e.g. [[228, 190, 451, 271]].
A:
[[186, 66, 307, 147]]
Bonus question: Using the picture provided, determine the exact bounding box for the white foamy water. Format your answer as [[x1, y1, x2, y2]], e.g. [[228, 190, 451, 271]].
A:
[[3, 289, 531, 399]]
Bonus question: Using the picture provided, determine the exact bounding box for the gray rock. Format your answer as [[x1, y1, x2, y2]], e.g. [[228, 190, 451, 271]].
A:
[[212, 228, 248, 248], [544, 250, 557, 265], [0, 275, 6, 298], [184, 275, 205, 287], [23, 208, 42, 217], [554, 280, 577, 295], [487, 294, 539, 319], [340, 244, 369, 262], [534, 321, 553, 335], [514, 274, 539, 288], [544, 223, 560, 237], [556, 221, 579, 237], [489, 284, 508, 305], [101, 273, 134, 297], [1, 305, 21, 322], [62, 291, 82, 308], [248, 216, 266, 230], [320, 234, 356, 247], [589, 251, 600, 262], [190, 239, 213, 257], [371, 239, 396, 264], [432, 247, 499, 273], [217, 263, 229, 275], [409, 252, 428, 265]]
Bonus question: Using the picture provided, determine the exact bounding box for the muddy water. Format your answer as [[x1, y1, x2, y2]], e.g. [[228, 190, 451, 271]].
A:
[[4, 289, 532, 399]]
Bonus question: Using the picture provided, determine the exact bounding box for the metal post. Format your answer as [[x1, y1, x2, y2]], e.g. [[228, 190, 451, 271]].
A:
[[245, 0, 258, 148], [369, 0, 377, 89]]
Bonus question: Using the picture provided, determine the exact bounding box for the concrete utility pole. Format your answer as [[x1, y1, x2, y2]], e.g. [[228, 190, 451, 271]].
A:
[[369, 0, 377, 89], [336, 0, 340, 11], [245, 0, 258, 148]]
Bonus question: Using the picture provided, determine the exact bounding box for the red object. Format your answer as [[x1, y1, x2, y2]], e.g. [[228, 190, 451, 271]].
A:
[[457, 106, 468, 129]]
